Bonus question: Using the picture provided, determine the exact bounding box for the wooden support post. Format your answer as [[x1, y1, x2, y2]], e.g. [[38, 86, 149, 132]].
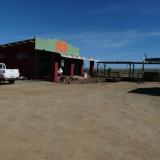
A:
[[53, 61, 58, 82], [67, 61, 74, 76], [132, 64, 135, 78], [142, 61, 145, 80], [128, 63, 131, 78], [142, 61, 145, 73], [103, 64, 106, 76], [71, 64, 74, 76], [89, 61, 94, 77], [97, 63, 99, 77], [80, 61, 83, 76]]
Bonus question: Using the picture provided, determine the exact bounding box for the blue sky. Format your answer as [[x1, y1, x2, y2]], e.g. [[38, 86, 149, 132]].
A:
[[0, 0, 160, 61]]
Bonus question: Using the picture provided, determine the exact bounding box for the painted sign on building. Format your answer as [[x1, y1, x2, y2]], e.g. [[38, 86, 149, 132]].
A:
[[35, 37, 80, 57], [56, 40, 68, 53]]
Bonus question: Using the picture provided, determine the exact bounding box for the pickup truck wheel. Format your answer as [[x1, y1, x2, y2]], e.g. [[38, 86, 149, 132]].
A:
[[8, 80, 15, 84]]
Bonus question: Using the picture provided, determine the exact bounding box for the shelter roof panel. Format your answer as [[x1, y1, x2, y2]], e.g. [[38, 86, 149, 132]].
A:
[[0, 39, 35, 47]]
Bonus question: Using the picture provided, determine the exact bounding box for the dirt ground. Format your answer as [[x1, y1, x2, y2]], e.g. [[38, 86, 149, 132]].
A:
[[0, 81, 160, 160]]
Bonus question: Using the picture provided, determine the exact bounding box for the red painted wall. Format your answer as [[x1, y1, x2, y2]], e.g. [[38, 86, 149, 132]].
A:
[[0, 41, 84, 81], [53, 61, 58, 82], [0, 42, 35, 79]]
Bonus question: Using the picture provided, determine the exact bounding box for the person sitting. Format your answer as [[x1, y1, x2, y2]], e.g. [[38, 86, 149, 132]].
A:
[[58, 67, 63, 76], [58, 67, 66, 83], [83, 71, 88, 79]]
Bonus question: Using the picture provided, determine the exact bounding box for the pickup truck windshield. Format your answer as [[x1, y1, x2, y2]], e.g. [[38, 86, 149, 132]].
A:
[[0, 64, 5, 69]]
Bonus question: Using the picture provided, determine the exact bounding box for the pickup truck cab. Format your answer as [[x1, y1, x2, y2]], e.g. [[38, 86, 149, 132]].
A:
[[0, 63, 20, 84]]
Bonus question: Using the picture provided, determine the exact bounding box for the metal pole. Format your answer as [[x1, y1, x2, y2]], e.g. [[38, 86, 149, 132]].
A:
[[142, 61, 145, 80], [89, 61, 94, 77], [128, 63, 131, 78], [97, 62, 99, 77], [103, 64, 106, 76], [132, 64, 135, 78], [142, 61, 144, 73]]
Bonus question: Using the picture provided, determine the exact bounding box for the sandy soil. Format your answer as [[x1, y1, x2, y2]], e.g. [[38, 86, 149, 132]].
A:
[[0, 81, 160, 160]]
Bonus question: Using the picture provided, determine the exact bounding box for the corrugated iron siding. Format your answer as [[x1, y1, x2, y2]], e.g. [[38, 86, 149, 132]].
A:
[[0, 42, 35, 78]]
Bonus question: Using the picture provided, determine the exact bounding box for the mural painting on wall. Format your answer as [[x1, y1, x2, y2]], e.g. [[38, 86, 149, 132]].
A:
[[56, 40, 68, 54]]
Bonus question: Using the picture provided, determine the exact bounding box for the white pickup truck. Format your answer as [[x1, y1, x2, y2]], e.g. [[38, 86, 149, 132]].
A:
[[0, 63, 20, 84]]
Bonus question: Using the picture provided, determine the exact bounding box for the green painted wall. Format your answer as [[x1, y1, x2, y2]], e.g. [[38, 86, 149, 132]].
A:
[[35, 37, 80, 57]]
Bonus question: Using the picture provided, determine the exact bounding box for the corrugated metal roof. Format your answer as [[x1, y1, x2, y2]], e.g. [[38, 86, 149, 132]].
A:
[[145, 58, 160, 63], [0, 39, 34, 47], [60, 54, 84, 60]]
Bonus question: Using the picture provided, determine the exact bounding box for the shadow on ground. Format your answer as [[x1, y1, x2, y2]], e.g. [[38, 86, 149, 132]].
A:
[[128, 87, 160, 96], [0, 82, 12, 85]]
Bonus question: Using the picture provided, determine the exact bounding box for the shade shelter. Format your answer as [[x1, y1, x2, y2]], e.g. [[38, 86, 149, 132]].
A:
[[97, 59, 160, 81]]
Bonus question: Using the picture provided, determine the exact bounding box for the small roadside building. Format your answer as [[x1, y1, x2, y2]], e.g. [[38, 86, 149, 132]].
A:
[[0, 37, 84, 82]]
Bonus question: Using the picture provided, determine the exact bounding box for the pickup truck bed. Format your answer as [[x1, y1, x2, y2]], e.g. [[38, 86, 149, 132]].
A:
[[0, 63, 20, 84]]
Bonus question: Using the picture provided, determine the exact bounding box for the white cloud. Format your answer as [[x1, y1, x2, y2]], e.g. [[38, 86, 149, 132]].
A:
[[91, 3, 160, 16], [140, 7, 160, 15], [92, 4, 128, 14], [64, 30, 160, 49]]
